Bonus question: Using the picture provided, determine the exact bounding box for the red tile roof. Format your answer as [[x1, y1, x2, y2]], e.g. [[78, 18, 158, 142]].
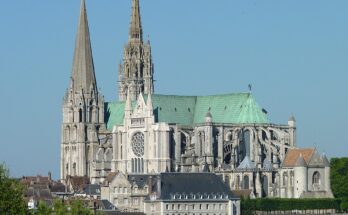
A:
[[282, 148, 315, 167]]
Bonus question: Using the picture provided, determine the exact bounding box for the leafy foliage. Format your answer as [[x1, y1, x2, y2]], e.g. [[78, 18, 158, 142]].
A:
[[340, 198, 348, 212], [70, 200, 92, 215], [330, 157, 348, 198], [0, 163, 28, 214], [37, 201, 52, 215], [52, 199, 68, 215], [241, 198, 341, 214], [38, 199, 97, 215]]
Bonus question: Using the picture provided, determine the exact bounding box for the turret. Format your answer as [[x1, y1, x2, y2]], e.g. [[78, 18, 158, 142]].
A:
[[293, 154, 307, 198], [288, 115, 296, 146]]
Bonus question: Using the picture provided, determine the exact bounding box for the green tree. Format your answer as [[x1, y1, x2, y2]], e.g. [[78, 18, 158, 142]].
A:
[[70, 200, 92, 215], [0, 163, 27, 214], [52, 199, 68, 215], [36, 201, 52, 215], [330, 157, 348, 198]]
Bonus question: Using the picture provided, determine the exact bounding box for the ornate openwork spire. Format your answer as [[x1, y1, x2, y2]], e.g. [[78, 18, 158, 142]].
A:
[[71, 0, 97, 92], [129, 0, 143, 41]]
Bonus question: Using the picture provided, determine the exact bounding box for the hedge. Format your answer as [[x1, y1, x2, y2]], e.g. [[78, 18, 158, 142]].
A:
[[241, 198, 342, 214]]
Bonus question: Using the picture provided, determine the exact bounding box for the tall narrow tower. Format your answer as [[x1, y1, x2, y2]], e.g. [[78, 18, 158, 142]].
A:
[[118, 0, 154, 101], [61, 0, 104, 181]]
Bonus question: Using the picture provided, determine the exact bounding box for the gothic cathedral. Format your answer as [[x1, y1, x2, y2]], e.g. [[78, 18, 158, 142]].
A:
[[61, 0, 333, 199]]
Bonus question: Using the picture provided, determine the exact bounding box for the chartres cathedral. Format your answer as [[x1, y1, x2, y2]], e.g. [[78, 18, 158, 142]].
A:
[[61, 0, 333, 200]]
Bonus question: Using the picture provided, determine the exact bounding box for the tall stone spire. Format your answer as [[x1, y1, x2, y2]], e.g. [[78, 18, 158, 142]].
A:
[[71, 0, 97, 92], [61, 0, 105, 184], [118, 0, 154, 101], [129, 0, 143, 41]]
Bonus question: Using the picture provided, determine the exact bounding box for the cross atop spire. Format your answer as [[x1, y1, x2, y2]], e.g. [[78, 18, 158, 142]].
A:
[[129, 0, 143, 42], [71, 0, 97, 92]]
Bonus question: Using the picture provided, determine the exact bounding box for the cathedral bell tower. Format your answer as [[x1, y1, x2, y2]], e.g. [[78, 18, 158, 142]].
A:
[[61, 0, 104, 181], [118, 0, 154, 101]]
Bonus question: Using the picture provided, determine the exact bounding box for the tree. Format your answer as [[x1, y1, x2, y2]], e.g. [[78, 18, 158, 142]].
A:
[[36, 201, 52, 215], [52, 199, 68, 215], [330, 157, 348, 198], [70, 200, 92, 215], [0, 163, 28, 214]]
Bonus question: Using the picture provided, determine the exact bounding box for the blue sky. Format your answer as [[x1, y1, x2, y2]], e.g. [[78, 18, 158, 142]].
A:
[[0, 0, 347, 179]]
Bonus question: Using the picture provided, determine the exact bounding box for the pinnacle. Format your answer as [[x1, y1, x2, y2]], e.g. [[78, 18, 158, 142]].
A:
[[129, 0, 143, 41], [71, 0, 97, 92]]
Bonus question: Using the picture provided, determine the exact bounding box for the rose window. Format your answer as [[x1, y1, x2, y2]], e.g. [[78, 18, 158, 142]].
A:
[[131, 132, 144, 157]]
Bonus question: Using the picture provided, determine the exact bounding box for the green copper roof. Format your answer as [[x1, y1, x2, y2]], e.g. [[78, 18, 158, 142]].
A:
[[105, 93, 269, 130], [105, 102, 125, 129], [151, 95, 196, 126]]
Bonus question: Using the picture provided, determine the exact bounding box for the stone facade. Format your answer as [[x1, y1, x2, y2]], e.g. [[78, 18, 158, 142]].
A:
[[101, 172, 240, 214], [61, 0, 333, 212]]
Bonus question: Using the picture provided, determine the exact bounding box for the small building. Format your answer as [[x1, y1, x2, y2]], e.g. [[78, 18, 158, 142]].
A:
[[279, 148, 332, 198], [144, 173, 240, 215], [101, 172, 156, 213]]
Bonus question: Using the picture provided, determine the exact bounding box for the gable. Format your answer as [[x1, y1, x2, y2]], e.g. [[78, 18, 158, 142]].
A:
[[110, 172, 130, 187], [282, 148, 315, 167]]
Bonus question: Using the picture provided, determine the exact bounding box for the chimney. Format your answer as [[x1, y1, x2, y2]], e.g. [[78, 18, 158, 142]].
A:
[[48, 171, 52, 182]]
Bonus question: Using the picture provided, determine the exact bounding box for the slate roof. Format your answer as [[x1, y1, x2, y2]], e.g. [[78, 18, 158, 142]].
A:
[[24, 186, 53, 200], [128, 174, 156, 189], [308, 153, 330, 168], [294, 154, 307, 167], [105, 93, 269, 130], [83, 184, 101, 196], [237, 156, 256, 170], [263, 158, 273, 170], [155, 173, 238, 200], [100, 199, 117, 211], [103, 172, 157, 189]]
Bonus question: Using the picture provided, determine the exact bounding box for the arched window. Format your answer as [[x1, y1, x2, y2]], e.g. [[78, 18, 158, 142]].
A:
[[64, 126, 70, 142], [79, 109, 83, 123], [283, 172, 288, 186], [89, 107, 93, 123], [137, 158, 141, 173], [243, 175, 249, 189], [66, 163, 69, 174], [290, 172, 294, 186], [131, 158, 135, 173], [236, 175, 240, 190], [313, 171, 320, 185], [243, 130, 251, 156], [140, 158, 144, 173], [69, 108, 74, 122], [73, 163, 76, 176]]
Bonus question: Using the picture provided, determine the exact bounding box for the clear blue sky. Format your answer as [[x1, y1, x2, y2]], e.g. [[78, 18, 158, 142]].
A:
[[0, 0, 347, 179]]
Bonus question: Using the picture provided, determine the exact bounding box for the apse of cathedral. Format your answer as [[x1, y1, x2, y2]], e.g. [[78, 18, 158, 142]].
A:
[[61, 0, 333, 200]]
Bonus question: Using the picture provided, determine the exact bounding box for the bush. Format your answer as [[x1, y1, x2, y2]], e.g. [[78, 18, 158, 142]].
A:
[[241, 198, 341, 214], [340, 198, 348, 212]]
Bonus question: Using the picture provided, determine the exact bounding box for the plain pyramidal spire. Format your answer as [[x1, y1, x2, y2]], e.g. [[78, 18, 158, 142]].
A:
[[129, 0, 143, 41], [71, 0, 97, 92]]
